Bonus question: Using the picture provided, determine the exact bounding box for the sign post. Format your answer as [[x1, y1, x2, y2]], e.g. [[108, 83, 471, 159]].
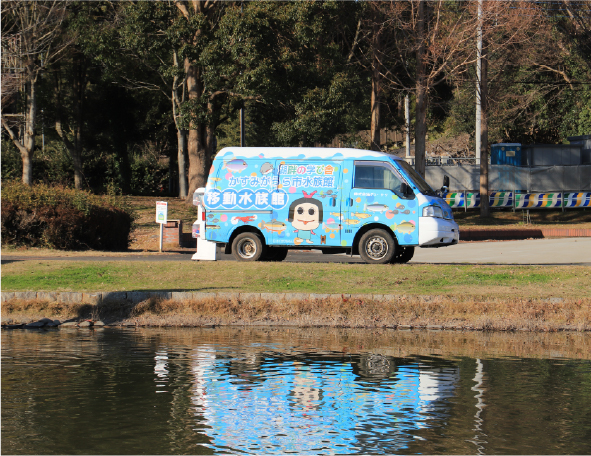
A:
[[156, 201, 168, 252]]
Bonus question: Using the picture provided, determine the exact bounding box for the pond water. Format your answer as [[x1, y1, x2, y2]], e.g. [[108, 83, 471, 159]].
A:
[[2, 327, 590, 455]]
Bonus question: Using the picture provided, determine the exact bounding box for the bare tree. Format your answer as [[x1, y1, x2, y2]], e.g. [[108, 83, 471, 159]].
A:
[[375, 1, 481, 177], [1, 1, 71, 185]]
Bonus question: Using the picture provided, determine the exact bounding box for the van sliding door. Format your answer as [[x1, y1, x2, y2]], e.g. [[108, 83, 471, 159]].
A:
[[271, 160, 342, 247]]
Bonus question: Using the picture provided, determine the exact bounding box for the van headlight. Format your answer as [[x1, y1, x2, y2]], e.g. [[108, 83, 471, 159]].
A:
[[423, 205, 443, 218]]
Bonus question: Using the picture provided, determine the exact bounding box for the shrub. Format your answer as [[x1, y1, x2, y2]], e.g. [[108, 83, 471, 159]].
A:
[[129, 142, 170, 196], [1, 182, 134, 251]]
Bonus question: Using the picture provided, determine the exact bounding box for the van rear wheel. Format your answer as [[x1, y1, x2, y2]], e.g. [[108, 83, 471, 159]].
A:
[[358, 229, 396, 264], [232, 232, 266, 261]]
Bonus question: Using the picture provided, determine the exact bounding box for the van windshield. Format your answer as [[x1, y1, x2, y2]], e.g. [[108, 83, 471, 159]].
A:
[[395, 160, 436, 196]]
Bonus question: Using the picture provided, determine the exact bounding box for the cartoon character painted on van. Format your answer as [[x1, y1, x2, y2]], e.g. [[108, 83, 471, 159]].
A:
[[287, 191, 323, 245], [197, 147, 459, 263]]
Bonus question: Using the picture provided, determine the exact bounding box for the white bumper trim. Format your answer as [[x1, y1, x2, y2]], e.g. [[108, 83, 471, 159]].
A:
[[418, 217, 460, 247]]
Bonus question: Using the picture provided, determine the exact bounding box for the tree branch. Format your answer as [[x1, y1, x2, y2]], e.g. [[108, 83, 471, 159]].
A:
[[1, 116, 27, 155], [532, 63, 575, 90]]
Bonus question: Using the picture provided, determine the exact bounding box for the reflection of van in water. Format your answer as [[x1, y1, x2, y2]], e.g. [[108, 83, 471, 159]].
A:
[[192, 147, 459, 264]]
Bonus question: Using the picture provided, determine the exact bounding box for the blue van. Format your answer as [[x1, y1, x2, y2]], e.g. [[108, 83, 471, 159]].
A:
[[192, 147, 459, 264]]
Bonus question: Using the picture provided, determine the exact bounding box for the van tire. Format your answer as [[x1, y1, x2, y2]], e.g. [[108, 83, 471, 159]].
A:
[[232, 232, 266, 261], [392, 246, 415, 264], [358, 229, 396, 264], [265, 247, 289, 262]]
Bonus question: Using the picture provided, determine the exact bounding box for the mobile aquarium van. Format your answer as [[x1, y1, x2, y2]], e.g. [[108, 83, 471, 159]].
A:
[[192, 147, 459, 264]]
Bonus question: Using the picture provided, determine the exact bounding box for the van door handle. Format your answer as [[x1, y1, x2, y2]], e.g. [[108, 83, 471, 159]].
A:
[[349, 198, 353, 207]]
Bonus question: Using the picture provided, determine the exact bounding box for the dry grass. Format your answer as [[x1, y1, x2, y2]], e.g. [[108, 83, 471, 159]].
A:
[[3, 295, 590, 333], [127, 195, 196, 251]]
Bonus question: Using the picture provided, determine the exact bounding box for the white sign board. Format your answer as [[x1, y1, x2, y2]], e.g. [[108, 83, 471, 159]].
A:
[[156, 201, 168, 224]]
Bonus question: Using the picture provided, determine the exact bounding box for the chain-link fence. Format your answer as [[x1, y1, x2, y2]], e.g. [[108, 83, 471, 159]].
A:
[[426, 165, 591, 192]]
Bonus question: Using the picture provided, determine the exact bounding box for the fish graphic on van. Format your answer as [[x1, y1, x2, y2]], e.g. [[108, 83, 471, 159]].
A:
[[223, 159, 248, 173], [260, 162, 274, 175], [392, 220, 416, 234], [259, 219, 286, 234], [343, 218, 361, 225], [364, 203, 389, 213], [233, 215, 256, 223], [351, 212, 371, 219]]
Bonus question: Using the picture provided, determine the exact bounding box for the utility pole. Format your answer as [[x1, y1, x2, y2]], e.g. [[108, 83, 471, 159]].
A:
[[240, 105, 245, 147], [477, 0, 490, 216], [405, 94, 411, 161], [475, 0, 482, 167]]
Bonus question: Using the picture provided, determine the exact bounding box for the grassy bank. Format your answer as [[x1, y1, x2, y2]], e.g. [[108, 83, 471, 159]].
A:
[[2, 260, 590, 331], [3, 294, 591, 332], [2, 261, 590, 299]]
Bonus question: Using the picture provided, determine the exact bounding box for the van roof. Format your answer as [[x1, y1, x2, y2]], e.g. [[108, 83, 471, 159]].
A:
[[215, 147, 402, 161]]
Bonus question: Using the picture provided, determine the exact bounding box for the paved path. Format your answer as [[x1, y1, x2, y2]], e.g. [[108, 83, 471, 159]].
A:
[[2, 238, 590, 265], [411, 238, 591, 265]]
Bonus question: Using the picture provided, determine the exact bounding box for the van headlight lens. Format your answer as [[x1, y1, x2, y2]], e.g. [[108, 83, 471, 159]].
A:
[[423, 205, 443, 218]]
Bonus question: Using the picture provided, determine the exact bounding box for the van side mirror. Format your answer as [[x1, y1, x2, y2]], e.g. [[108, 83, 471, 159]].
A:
[[400, 182, 413, 198], [438, 176, 449, 197]]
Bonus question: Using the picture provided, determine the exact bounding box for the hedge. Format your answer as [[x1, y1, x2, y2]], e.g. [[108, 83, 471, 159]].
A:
[[1, 182, 134, 251]]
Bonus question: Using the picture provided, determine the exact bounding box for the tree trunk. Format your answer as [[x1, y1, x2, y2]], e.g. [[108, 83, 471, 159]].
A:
[[72, 53, 86, 190], [479, 38, 490, 217], [184, 59, 213, 200], [21, 76, 37, 185], [177, 129, 188, 198], [370, 10, 381, 152], [414, 0, 427, 177], [172, 50, 188, 199]]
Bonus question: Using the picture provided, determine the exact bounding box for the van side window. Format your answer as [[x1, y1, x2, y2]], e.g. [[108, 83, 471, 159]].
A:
[[354, 164, 405, 195]]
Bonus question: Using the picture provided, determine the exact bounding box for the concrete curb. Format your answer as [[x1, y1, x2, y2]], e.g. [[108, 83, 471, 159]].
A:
[[1, 291, 412, 304]]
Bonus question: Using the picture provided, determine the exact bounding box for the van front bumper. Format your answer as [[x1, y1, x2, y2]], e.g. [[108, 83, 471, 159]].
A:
[[418, 217, 460, 247]]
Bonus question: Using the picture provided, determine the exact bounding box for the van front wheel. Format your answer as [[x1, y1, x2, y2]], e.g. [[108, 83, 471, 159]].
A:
[[232, 232, 266, 261], [358, 229, 396, 264]]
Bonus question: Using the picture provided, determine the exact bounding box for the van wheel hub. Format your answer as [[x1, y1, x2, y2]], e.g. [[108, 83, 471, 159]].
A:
[[365, 236, 388, 260], [237, 239, 257, 258]]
